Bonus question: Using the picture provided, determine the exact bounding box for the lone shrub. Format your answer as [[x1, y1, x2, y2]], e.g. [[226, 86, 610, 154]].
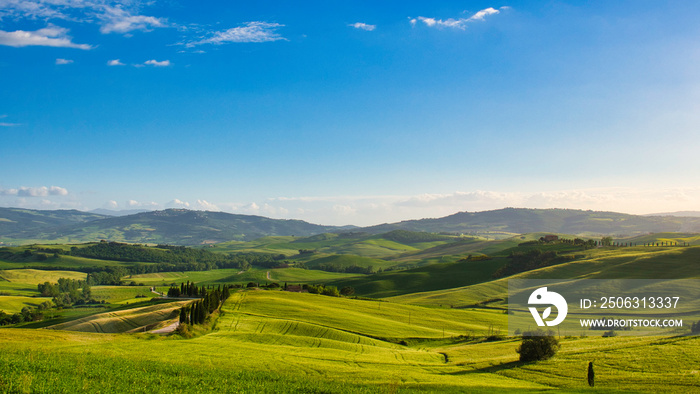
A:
[[516, 329, 560, 362]]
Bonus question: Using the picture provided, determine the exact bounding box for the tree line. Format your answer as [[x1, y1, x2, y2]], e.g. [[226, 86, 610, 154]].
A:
[[315, 264, 375, 274], [177, 284, 231, 326], [37, 277, 99, 307]]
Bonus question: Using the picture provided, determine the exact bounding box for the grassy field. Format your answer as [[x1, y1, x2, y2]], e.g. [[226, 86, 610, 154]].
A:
[[0, 269, 86, 284], [329, 256, 509, 299], [0, 268, 160, 315], [47, 299, 188, 333], [389, 246, 700, 307], [619, 232, 700, 245], [91, 285, 159, 304], [0, 295, 52, 313], [0, 253, 140, 270], [127, 267, 361, 287], [209, 232, 461, 260], [1, 289, 700, 392], [2, 237, 700, 392], [303, 253, 395, 270]]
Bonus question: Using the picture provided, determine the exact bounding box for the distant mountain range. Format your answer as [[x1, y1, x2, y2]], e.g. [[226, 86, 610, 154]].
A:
[[2, 207, 700, 245], [362, 208, 700, 235], [644, 211, 700, 217], [88, 208, 152, 217], [0, 208, 352, 245]]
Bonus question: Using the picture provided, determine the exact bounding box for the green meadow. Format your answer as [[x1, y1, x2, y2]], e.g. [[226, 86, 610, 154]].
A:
[[1, 236, 700, 392], [127, 266, 361, 287], [2, 289, 700, 393], [388, 246, 700, 307]]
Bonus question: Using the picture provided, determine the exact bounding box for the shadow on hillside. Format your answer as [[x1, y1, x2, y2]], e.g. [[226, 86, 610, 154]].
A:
[[445, 360, 524, 376]]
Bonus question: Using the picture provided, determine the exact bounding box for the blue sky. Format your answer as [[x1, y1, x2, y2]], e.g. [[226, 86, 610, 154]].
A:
[[1, 1, 700, 225]]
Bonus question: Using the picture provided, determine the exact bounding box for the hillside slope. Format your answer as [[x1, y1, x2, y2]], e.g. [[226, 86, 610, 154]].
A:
[[362, 208, 700, 236], [0, 208, 352, 245], [2, 290, 700, 392], [389, 245, 700, 307]]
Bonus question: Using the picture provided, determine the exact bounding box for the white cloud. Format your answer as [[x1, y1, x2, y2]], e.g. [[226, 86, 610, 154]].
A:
[[416, 17, 437, 27], [0, 122, 21, 127], [468, 7, 501, 21], [0, 0, 71, 20], [55, 58, 73, 65], [98, 6, 166, 34], [349, 22, 376, 31], [0, 26, 92, 49], [0, 1, 167, 36], [105, 200, 119, 209], [166, 199, 190, 208], [125, 199, 159, 208], [411, 7, 502, 30], [0, 185, 68, 197], [195, 199, 219, 211], [107, 59, 125, 66], [48, 186, 69, 196], [0, 188, 18, 196], [144, 59, 170, 67], [186, 22, 286, 47]]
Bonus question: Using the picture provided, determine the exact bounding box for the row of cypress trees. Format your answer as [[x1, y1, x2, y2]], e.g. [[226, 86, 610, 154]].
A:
[[178, 284, 231, 325]]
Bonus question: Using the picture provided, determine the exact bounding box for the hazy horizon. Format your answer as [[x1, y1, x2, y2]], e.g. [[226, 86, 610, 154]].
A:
[[4, 202, 699, 228]]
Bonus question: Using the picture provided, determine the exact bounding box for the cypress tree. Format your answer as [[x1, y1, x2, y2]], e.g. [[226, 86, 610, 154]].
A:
[[197, 301, 206, 324], [179, 307, 187, 324]]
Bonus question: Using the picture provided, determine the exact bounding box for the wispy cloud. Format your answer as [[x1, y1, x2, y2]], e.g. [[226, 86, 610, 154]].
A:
[[107, 59, 125, 66], [0, 26, 92, 49], [144, 59, 170, 66], [55, 58, 73, 65], [0, 1, 168, 35], [196, 199, 219, 211], [98, 6, 167, 34], [248, 187, 700, 226], [166, 199, 190, 208], [0, 186, 68, 197], [186, 22, 286, 47], [127, 199, 159, 208], [410, 7, 504, 30], [349, 22, 376, 31], [0, 114, 20, 127]]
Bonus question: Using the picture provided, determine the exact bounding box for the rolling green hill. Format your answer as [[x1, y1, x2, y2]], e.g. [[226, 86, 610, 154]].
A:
[[2, 289, 700, 392], [617, 232, 700, 245], [329, 256, 508, 299], [0, 208, 107, 241], [362, 208, 700, 236], [0, 208, 352, 245], [47, 300, 188, 333], [211, 230, 458, 259], [5, 207, 700, 246], [127, 267, 361, 287], [389, 245, 700, 307]]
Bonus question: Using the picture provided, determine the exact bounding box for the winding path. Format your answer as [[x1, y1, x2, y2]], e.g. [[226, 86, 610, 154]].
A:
[[150, 321, 179, 334]]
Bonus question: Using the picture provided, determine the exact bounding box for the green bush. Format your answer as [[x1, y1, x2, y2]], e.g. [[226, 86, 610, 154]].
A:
[[516, 329, 560, 362]]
